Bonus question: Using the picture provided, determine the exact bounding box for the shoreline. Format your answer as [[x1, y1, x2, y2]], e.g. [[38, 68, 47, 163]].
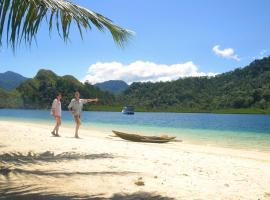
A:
[[1, 120, 270, 159], [1, 120, 270, 199], [0, 117, 270, 153], [1, 107, 270, 115], [1, 117, 270, 153]]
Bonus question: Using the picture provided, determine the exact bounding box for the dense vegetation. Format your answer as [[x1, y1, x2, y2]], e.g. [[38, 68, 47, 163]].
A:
[[16, 70, 116, 110], [0, 89, 23, 108], [1, 57, 270, 114], [94, 80, 129, 94], [0, 71, 27, 90], [120, 57, 270, 113]]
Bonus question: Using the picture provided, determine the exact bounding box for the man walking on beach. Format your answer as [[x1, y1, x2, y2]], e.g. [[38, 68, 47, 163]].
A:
[[68, 91, 98, 138]]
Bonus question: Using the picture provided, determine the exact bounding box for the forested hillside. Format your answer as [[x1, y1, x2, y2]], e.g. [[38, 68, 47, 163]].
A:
[[121, 57, 270, 112], [1, 57, 270, 113], [0, 71, 27, 90], [0, 89, 23, 108], [94, 80, 128, 94], [17, 70, 116, 109]]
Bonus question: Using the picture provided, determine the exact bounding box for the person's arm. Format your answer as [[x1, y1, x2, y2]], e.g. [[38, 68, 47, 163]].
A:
[[68, 100, 73, 111], [51, 99, 57, 116], [82, 98, 99, 103]]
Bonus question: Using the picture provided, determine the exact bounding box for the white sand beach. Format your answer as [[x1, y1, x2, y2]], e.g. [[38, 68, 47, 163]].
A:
[[0, 120, 270, 200]]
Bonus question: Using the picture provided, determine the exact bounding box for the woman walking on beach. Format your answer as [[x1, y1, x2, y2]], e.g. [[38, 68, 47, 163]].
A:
[[68, 91, 98, 138], [51, 93, 62, 137]]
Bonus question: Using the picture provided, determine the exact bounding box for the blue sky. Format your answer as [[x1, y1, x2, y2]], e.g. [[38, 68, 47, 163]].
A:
[[1, 0, 270, 83]]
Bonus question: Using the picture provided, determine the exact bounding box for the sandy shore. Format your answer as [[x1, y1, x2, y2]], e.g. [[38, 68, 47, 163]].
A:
[[0, 120, 270, 200]]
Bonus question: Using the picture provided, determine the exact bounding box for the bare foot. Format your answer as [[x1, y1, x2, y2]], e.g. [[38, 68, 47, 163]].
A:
[[51, 131, 56, 136], [75, 135, 80, 139], [55, 133, 60, 137]]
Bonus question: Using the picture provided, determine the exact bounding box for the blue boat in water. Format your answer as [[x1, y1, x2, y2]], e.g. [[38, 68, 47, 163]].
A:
[[122, 106, 135, 115]]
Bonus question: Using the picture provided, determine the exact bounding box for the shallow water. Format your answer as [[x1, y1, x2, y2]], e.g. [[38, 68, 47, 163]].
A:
[[0, 109, 270, 152]]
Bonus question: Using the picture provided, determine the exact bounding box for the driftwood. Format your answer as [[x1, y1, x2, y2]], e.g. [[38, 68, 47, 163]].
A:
[[112, 130, 177, 143]]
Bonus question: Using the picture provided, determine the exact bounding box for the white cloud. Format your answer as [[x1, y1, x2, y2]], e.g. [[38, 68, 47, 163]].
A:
[[82, 61, 217, 84], [212, 45, 240, 61]]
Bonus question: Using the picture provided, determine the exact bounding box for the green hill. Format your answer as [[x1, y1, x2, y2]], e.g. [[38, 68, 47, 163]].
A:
[[17, 69, 116, 109], [0, 71, 28, 90], [1, 57, 270, 114], [0, 88, 23, 108], [94, 80, 128, 94], [120, 57, 270, 113]]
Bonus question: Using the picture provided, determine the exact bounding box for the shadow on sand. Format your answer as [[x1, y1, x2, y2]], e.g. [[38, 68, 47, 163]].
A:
[[0, 151, 174, 199], [0, 151, 114, 164], [0, 184, 175, 200], [1, 168, 138, 178], [0, 151, 120, 178]]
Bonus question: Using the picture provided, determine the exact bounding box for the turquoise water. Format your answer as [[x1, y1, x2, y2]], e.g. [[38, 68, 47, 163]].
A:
[[1, 109, 270, 152]]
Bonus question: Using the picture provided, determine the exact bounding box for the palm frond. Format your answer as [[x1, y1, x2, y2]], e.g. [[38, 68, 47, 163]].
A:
[[0, 0, 133, 50]]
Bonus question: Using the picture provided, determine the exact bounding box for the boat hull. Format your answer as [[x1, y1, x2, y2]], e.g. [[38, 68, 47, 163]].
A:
[[112, 130, 176, 143]]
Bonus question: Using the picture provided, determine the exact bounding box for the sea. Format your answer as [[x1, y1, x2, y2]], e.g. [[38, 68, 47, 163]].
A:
[[0, 109, 270, 152]]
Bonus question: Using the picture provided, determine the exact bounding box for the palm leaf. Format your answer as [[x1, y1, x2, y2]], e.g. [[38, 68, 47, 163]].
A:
[[0, 0, 133, 50]]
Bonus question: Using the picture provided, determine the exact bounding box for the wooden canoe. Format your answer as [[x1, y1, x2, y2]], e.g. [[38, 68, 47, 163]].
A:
[[112, 130, 176, 143]]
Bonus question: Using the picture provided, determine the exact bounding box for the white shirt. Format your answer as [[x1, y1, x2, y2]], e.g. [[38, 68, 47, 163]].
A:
[[68, 98, 87, 116], [51, 99, 62, 117]]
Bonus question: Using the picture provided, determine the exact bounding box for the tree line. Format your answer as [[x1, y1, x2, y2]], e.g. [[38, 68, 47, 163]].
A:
[[1, 57, 270, 113], [0, 69, 116, 110], [120, 57, 270, 112]]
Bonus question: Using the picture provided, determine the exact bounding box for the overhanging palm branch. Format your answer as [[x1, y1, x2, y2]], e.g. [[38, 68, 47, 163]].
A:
[[0, 0, 133, 50]]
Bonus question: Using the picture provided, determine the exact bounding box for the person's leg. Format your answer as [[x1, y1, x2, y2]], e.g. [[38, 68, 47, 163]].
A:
[[74, 116, 81, 138], [51, 117, 58, 135], [55, 117, 61, 136]]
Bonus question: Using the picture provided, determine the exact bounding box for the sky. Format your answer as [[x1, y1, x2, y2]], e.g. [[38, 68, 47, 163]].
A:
[[1, 0, 270, 84]]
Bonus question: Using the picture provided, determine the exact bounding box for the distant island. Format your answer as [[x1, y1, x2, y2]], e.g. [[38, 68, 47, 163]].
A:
[[0, 71, 28, 90], [1, 56, 270, 114]]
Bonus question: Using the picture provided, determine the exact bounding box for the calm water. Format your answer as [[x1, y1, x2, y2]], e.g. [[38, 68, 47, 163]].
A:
[[0, 109, 270, 151]]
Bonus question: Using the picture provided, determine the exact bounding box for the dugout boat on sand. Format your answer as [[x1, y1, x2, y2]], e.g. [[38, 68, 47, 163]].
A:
[[112, 130, 176, 143]]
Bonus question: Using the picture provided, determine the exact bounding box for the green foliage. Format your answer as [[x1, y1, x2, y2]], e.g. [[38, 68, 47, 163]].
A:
[[0, 0, 133, 50], [17, 69, 116, 109], [0, 89, 23, 108], [94, 80, 128, 94], [2, 57, 270, 114], [120, 57, 270, 113]]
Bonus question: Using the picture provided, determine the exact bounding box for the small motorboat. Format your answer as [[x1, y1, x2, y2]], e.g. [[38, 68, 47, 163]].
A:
[[112, 130, 176, 143], [122, 106, 135, 115]]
